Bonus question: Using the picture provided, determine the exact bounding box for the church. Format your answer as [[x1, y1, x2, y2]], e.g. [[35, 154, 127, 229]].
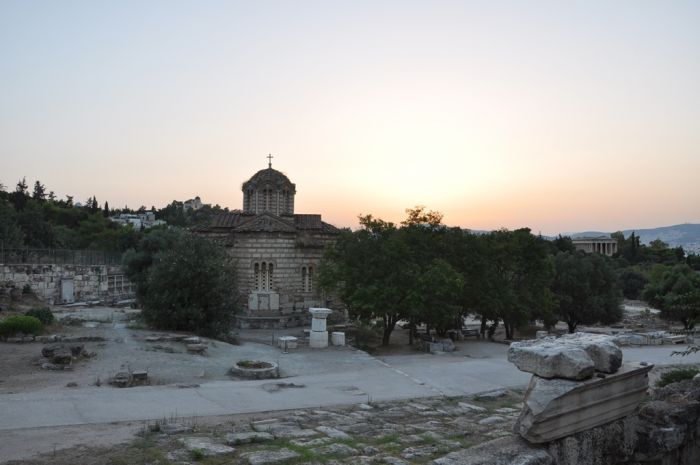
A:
[[197, 159, 341, 328]]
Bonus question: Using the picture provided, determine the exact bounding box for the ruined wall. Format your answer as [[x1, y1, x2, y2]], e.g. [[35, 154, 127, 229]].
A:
[[0, 264, 132, 305], [547, 387, 700, 465]]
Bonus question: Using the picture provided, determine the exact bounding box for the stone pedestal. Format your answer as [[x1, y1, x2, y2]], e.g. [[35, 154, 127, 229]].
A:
[[331, 332, 345, 346], [309, 308, 332, 349], [277, 336, 298, 350], [310, 331, 329, 348]]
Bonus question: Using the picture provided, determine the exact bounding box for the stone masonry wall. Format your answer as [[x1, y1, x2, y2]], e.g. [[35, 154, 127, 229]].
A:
[[0, 264, 131, 305], [225, 231, 339, 326]]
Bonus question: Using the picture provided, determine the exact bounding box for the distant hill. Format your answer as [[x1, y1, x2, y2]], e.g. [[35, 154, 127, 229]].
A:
[[567, 223, 700, 254]]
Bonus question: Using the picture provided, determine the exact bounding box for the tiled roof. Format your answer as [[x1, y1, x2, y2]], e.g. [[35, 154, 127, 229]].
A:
[[204, 212, 339, 234]]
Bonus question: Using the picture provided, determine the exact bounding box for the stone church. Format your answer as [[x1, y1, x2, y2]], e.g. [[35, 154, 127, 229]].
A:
[[197, 160, 341, 328]]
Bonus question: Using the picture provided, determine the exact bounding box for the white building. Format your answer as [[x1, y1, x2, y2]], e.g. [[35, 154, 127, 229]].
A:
[[183, 196, 204, 211], [572, 236, 618, 256], [110, 212, 165, 229]]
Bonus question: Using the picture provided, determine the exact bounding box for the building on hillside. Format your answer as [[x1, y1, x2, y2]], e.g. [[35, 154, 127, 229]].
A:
[[572, 236, 618, 256], [110, 211, 165, 229], [183, 196, 204, 211], [196, 160, 341, 328]]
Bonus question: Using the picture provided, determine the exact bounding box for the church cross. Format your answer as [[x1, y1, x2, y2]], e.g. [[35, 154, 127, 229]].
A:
[[267, 153, 274, 168]]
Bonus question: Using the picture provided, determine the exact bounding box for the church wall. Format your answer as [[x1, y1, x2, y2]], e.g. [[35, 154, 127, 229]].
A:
[[225, 231, 337, 327]]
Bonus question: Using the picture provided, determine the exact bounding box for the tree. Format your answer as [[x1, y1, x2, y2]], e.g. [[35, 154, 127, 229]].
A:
[[479, 229, 555, 339], [32, 181, 46, 201], [551, 251, 623, 333], [318, 215, 410, 346], [103, 201, 110, 217], [406, 258, 464, 336], [643, 264, 700, 329], [551, 235, 576, 253], [618, 268, 648, 300], [16, 199, 55, 247], [123, 229, 239, 336], [0, 199, 24, 248], [15, 178, 28, 195], [11, 177, 29, 210], [401, 205, 444, 227]]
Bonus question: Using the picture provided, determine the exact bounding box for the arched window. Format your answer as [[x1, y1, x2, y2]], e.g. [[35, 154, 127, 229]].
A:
[[254, 263, 260, 291], [254, 262, 273, 291], [302, 265, 314, 292]]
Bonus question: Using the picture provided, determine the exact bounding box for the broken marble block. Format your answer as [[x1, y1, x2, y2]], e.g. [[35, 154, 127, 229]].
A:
[[515, 362, 652, 443], [507, 333, 622, 380], [507, 339, 595, 380], [557, 332, 623, 374]]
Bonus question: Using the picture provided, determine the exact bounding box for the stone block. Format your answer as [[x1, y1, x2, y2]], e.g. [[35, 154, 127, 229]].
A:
[[515, 362, 652, 443], [508, 340, 593, 380], [269, 293, 279, 310], [309, 331, 328, 348], [242, 448, 299, 465], [331, 332, 345, 346], [558, 332, 623, 373], [225, 431, 274, 445], [178, 437, 235, 457], [508, 333, 622, 380], [277, 336, 298, 349], [432, 436, 553, 465]]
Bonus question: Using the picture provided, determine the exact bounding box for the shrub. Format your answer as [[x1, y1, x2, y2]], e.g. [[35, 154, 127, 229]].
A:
[[0, 315, 43, 337], [123, 229, 240, 337], [22, 284, 33, 294], [656, 368, 699, 387], [25, 306, 55, 325]]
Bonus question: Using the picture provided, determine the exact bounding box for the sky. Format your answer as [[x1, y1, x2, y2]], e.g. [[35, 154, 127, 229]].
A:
[[1, 1, 699, 235]]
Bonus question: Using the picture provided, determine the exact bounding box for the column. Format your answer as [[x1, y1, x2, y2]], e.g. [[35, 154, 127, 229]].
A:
[[309, 308, 332, 348]]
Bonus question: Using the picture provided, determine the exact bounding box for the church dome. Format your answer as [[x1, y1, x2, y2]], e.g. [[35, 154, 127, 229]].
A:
[[242, 164, 296, 215], [243, 167, 294, 189]]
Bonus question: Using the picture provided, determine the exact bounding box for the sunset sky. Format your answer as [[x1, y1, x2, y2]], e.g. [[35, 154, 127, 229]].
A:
[[1, 1, 699, 235]]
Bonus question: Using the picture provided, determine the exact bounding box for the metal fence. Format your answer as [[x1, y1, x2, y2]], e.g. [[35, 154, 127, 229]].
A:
[[0, 245, 123, 266]]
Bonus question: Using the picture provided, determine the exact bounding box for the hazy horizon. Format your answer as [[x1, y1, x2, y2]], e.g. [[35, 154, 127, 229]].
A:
[[2, 1, 699, 235]]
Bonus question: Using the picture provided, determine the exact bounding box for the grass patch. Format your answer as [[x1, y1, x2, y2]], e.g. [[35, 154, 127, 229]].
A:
[[107, 436, 170, 465], [370, 433, 400, 446], [656, 368, 699, 387]]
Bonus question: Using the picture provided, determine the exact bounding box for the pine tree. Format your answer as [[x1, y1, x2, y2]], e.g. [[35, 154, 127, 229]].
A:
[[11, 177, 29, 210], [15, 177, 28, 195], [32, 180, 46, 201], [48, 191, 56, 202], [103, 201, 110, 217]]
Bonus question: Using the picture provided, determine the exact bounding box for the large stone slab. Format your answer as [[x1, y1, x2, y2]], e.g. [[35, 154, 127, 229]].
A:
[[178, 437, 235, 457], [432, 436, 552, 465], [508, 333, 622, 380], [242, 448, 300, 465], [515, 362, 653, 443]]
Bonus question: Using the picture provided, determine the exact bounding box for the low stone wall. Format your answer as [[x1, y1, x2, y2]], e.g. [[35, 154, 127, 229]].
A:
[[0, 264, 133, 305]]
